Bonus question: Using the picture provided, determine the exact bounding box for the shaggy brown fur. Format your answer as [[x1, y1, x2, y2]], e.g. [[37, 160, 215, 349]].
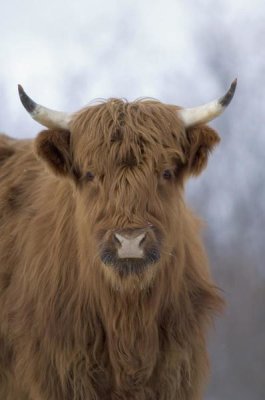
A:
[[0, 99, 223, 400]]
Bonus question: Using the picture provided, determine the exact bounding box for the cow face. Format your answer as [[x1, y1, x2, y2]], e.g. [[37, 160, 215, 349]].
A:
[[35, 100, 219, 288]]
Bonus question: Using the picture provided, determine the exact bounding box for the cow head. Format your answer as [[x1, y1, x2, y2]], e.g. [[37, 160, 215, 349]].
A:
[[18, 81, 236, 289]]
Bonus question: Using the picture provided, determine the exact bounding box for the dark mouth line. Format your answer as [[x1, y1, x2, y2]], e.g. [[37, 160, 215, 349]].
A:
[[100, 248, 160, 275]]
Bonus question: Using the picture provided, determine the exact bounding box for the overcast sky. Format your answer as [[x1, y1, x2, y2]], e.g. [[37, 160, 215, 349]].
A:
[[1, 0, 263, 136]]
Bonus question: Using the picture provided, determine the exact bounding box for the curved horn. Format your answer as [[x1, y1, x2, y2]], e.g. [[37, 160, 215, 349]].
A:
[[18, 85, 72, 129], [178, 79, 237, 128]]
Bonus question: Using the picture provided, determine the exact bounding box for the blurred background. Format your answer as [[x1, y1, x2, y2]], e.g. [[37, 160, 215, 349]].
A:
[[1, 0, 264, 398]]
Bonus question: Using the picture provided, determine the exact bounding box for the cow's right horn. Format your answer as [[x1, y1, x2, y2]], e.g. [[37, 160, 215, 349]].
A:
[[18, 85, 72, 130]]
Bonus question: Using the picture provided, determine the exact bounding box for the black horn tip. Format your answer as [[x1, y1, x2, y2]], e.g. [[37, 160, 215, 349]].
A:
[[18, 84, 37, 114], [219, 78, 237, 107]]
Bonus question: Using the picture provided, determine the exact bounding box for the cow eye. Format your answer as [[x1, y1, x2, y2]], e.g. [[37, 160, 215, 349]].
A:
[[162, 169, 172, 180], [85, 171, 95, 181]]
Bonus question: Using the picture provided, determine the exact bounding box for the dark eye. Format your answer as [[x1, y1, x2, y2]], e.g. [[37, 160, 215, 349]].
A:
[[162, 169, 172, 180], [85, 171, 95, 181]]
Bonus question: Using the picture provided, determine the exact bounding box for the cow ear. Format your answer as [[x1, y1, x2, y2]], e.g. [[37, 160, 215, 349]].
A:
[[185, 125, 220, 176], [35, 129, 72, 177]]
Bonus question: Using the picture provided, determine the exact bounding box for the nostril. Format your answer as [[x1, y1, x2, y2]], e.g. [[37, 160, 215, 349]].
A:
[[114, 234, 122, 246], [139, 233, 146, 247]]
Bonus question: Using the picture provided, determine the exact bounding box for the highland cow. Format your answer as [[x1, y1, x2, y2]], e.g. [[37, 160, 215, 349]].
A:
[[0, 80, 236, 400]]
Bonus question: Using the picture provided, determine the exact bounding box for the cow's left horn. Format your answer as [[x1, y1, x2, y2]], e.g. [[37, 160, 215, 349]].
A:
[[178, 79, 237, 128], [18, 85, 72, 129]]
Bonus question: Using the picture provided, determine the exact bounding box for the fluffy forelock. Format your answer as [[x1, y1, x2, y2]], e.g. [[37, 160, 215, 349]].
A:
[[69, 98, 188, 176]]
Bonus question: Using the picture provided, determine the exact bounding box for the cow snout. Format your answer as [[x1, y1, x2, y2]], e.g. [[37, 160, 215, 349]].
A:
[[100, 226, 161, 275], [114, 230, 146, 259]]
